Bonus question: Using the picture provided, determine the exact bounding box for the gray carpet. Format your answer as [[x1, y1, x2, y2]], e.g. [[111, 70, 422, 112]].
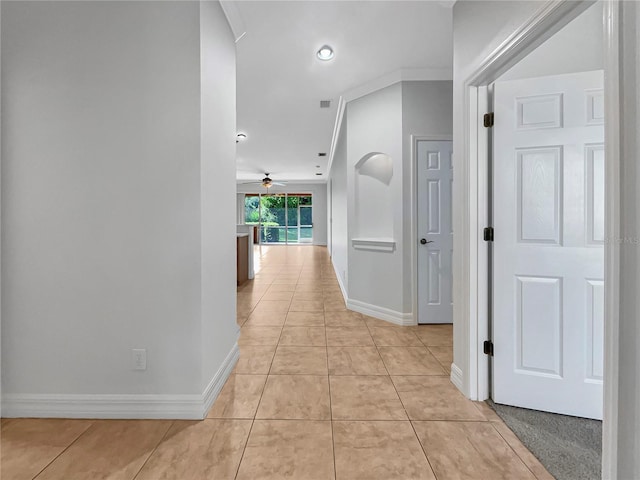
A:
[[489, 401, 602, 480]]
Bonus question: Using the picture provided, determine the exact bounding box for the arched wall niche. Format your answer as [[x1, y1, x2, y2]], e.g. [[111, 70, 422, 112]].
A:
[[353, 152, 394, 243]]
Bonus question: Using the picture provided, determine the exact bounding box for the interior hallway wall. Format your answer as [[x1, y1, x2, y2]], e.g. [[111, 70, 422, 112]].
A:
[[328, 80, 453, 322], [329, 117, 349, 294], [199, 0, 239, 395], [1, 0, 238, 418], [346, 83, 404, 315]]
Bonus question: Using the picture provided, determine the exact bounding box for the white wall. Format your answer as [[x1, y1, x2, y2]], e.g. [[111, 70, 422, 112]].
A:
[[401, 81, 453, 312], [347, 83, 404, 314], [500, 2, 603, 81], [236, 183, 327, 246], [1, 1, 238, 417], [328, 81, 453, 322], [329, 117, 349, 293]]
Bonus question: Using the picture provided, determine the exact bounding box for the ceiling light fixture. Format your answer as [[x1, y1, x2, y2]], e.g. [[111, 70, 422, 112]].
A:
[[236, 133, 247, 143], [316, 45, 334, 61]]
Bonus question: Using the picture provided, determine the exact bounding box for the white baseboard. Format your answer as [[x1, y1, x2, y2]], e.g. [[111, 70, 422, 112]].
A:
[[2, 343, 239, 420], [332, 259, 348, 302], [347, 298, 415, 326], [450, 363, 464, 392], [201, 342, 239, 418]]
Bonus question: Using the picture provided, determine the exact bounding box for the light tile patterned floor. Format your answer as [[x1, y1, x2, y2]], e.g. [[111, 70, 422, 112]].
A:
[[0, 245, 553, 480]]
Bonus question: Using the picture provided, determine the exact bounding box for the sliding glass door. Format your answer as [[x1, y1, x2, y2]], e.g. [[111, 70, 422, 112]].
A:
[[244, 193, 313, 245]]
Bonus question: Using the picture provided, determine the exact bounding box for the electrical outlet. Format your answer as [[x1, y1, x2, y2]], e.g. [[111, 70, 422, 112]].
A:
[[132, 349, 147, 371]]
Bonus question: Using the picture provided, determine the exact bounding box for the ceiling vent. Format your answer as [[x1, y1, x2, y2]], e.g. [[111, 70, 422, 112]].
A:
[[318, 152, 327, 157], [320, 100, 331, 108]]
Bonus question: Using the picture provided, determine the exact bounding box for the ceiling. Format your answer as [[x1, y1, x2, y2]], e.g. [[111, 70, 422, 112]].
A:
[[232, 1, 453, 184]]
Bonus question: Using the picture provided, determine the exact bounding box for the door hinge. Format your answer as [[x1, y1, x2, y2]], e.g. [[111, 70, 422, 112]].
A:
[[483, 112, 494, 128], [483, 227, 494, 242], [483, 340, 494, 356]]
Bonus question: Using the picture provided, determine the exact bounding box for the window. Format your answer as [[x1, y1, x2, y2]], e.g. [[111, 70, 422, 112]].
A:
[[244, 193, 313, 244]]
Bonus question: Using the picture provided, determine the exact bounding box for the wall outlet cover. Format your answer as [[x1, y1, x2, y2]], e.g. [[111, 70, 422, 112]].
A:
[[132, 349, 147, 371]]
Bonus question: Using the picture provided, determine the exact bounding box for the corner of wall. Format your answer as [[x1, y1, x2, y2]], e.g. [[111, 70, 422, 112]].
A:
[[200, 342, 239, 419], [450, 363, 464, 392]]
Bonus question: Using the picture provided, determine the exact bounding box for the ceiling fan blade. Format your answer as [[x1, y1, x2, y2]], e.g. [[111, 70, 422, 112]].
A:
[[271, 182, 287, 186]]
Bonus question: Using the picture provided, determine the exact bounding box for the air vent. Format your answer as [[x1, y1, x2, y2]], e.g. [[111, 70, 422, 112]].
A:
[[318, 153, 327, 157], [315, 173, 323, 176], [320, 100, 331, 108]]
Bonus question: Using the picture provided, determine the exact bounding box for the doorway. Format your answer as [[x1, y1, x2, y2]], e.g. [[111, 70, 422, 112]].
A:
[[244, 193, 313, 245], [479, 3, 607, 478], [416, 139, 454, 325], [459, 0, 619, 476]]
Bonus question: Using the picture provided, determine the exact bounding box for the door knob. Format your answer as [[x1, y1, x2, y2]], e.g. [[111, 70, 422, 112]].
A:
[[420, 238, 433, 245]]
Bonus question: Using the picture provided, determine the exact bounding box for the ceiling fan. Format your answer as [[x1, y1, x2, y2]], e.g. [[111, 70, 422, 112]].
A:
[[241, 173, 286, 190]]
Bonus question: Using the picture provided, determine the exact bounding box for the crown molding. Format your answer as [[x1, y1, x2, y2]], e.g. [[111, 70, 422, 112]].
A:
[[220, 1, 246, 43], [342, 67, 452, 103], [327, 67, 453, 176]]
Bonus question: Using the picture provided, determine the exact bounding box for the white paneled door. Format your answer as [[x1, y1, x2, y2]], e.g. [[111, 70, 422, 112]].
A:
[[417, 140, 453, 324], [492, 71, 604, 419]]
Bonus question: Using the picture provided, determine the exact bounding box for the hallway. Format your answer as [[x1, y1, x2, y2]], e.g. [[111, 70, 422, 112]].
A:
[[1, 245, 553, 479]]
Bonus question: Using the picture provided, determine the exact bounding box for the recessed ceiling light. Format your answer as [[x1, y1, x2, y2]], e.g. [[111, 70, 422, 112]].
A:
[[317, 45, 334, 61], [236, 133, 247, 142]]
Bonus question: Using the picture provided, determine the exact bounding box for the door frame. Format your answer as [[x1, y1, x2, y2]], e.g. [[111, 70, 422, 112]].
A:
[[411, 134, 453, 325], [459, 1, 619, 477]]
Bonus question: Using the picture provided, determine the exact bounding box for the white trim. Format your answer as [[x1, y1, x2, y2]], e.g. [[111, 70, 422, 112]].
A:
[[450, 363, 464, 391], [331, 239, 412, 327], [410, 135, 453, 327], [347, 298, 414, 326], [2, 343, 239, 420], [601, 1, 620, 478], [328, 68, 453, 179], [466, 1, 596, 85], [327, 97, 347, 177], [343, 68, 452, 104], [351, 238, 396, 252], [219, 1, 246, 43], [201, 342, 240, 418], [466, 85, 480, 401], [0, 1, 3, 417], [333, 258, 348, 303]]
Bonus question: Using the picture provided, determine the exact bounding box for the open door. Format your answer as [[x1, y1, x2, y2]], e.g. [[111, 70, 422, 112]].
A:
[[492, 71, 604, 419]]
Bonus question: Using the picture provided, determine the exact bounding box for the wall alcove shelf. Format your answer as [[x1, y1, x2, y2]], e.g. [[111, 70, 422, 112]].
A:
[[351, 238, 396, 252]]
